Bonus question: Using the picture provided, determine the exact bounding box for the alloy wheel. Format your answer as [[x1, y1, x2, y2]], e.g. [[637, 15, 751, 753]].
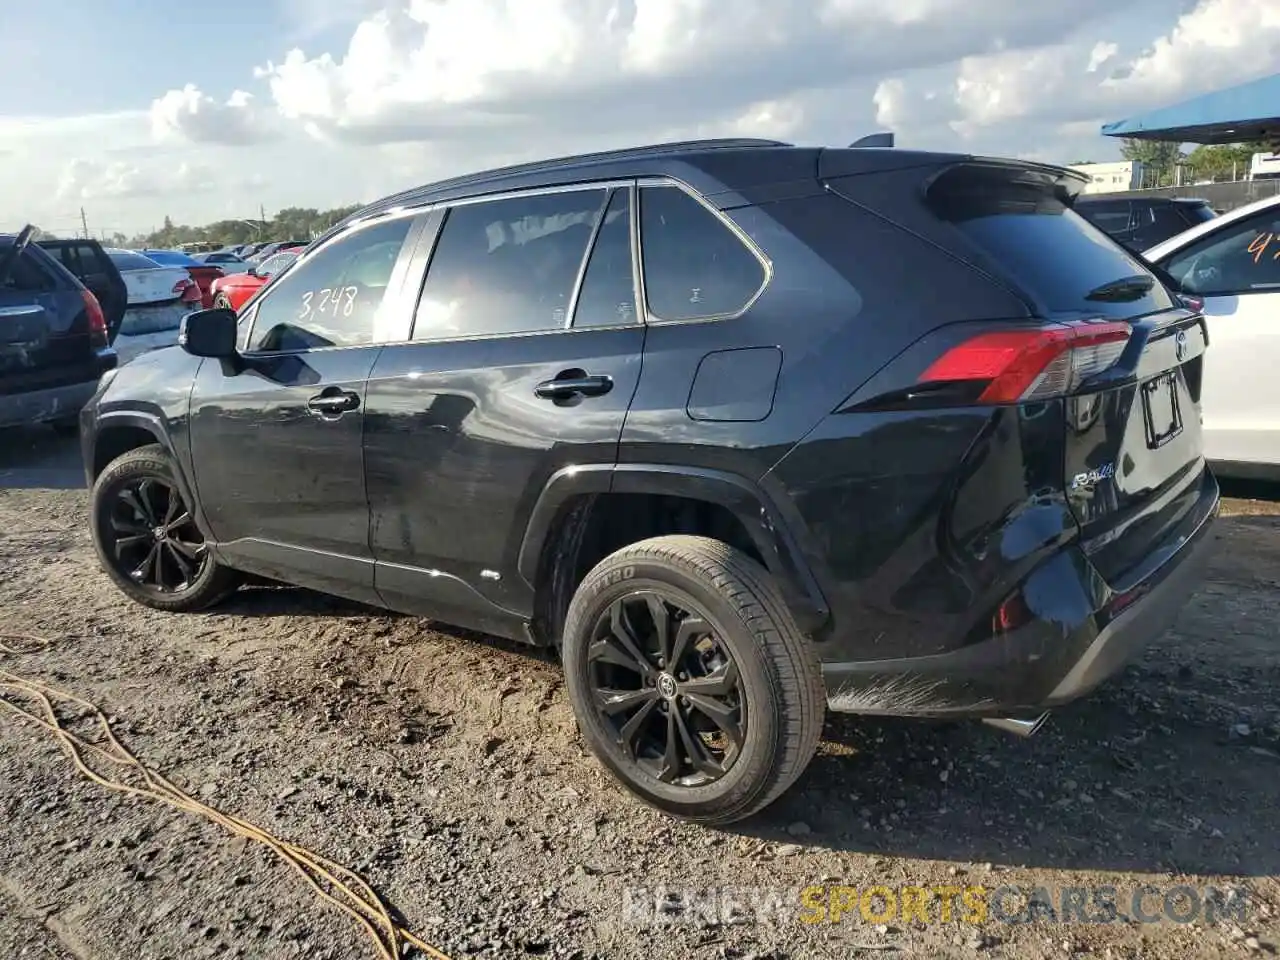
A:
[[587, 590, 746, 787], [104, 477, 208, 594]]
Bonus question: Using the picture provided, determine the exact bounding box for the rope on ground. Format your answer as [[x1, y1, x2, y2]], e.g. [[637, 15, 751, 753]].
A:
[[0, 632, 452, 960]]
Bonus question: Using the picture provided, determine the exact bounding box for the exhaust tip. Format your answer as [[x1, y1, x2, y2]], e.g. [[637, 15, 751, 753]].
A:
[[981, 713, 1050, 738]]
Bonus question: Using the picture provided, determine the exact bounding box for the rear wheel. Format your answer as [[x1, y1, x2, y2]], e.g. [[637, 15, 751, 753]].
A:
[[561, 535, 825, 825], [90, 445, 239, 611]]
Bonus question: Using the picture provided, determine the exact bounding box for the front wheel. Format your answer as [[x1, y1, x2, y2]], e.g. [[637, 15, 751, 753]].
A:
[[561, 535, 825, 825], [90, 444, 239, 611]]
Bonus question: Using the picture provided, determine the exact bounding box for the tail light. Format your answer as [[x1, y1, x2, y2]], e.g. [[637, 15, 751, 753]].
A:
[[1178, 293, 1205, 313], [83, 290, 108, 346], [175, 277, 200, 303], [919, 320, 1131, 404]]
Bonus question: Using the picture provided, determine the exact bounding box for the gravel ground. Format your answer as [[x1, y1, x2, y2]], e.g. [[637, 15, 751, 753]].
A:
[[1, 426, 1277, 960]]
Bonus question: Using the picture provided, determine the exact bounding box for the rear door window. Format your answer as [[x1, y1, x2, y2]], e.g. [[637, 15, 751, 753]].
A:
[[639, 185, 766, 321], [572, 188, 638, 328], [930, 169, 1175, 320], [412, 189, 607, 341]]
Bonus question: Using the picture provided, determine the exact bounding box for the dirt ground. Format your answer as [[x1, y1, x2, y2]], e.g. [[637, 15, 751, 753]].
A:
[[1, 425, 1277, 960]]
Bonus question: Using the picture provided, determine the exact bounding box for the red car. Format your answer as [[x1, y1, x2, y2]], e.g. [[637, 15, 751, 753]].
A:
[[209, 249, 300, 311], [138, 249, 225, 308]]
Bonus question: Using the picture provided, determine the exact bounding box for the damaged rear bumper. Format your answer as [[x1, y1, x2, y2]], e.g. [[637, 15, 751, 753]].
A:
[[820, 470, 1219, 718]]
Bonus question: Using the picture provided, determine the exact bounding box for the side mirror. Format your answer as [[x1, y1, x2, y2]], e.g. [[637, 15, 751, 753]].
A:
[[179, 308, 239, 359]]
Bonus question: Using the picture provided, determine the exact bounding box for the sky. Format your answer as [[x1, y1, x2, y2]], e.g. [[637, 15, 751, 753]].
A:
[[1, 0, 1277, 238]]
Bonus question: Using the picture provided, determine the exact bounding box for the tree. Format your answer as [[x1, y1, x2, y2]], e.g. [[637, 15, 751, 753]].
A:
[[127, 203, 367, 250], [1184, 141, 1269, 182], [1120, 138, 1183, 187]]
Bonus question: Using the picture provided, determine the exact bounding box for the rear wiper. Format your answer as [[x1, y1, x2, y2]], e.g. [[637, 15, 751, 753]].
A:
[[1084, 274, 1154, 302]]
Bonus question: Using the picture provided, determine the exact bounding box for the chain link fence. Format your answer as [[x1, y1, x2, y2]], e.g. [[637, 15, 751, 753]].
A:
[[1107, 179, 1280, 212]]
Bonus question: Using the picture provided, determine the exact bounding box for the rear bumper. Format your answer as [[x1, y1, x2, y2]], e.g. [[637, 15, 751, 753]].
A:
[[0, 378, 100, 429], [821, 470, 1220, 717]]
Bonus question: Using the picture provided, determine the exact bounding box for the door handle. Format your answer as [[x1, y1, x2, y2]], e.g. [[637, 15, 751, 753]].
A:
[[307, 389, 360, 416], [533, 374, 613, 401]]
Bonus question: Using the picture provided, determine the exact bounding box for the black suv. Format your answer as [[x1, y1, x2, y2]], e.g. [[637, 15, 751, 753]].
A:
[[80, 140, 1219, 824], [1075, 195, 1217, 252], [1, 227, 126, 432]]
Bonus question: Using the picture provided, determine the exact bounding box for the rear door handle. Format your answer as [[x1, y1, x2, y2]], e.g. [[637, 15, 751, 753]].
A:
[[533, 374, 613, 401], [307, 389, 360, 417]]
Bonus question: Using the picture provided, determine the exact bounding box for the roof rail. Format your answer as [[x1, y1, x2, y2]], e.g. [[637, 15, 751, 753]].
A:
[[363, 138, 794, 215], [849, 132, 895, 148]]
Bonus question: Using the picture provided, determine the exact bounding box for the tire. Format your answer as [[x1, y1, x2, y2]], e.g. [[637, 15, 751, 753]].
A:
[[212, 294, 233, 311], [90, 444, 239, 612], [562, 535, 825, 824]]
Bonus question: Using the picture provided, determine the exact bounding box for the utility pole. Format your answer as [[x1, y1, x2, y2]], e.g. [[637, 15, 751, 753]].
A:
[[80, 207, 89, 239], [260, 203, 266, 223]]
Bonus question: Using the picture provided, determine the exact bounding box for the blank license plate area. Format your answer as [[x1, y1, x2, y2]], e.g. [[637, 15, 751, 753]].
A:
[[1141, 372, 1182, 448]]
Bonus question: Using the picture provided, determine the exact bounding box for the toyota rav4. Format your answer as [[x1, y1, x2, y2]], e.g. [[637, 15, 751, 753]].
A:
[[80, 138, 1219, 824]]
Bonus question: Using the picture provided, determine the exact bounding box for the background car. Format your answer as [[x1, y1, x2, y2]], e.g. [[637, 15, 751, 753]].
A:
[[36, 237, 129, 341], [195, 251, 252, 275], [246, 240, 308, 265], [1144, 193, 1280, 479], [105, 249, 201, 363], [208, 249, 299, 311], [1076, 196, 1216, 251], [0, 226, 119, 433], [138, 249, 225, 308]]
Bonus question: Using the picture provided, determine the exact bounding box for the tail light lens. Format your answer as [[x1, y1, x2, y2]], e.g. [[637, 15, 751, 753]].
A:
[[175, 277, 200, 303], [919, 320, 1131, 404], [1178, 293, 1205, 313], [83, 290, 108, 346]]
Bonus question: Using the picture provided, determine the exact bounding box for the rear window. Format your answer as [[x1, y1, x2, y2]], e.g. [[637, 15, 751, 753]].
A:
[[929, 166, 1175, 320], [0, 242, 56, 292], [144, 250, 199, 267], [108, 251, 162, 272], [1178, 203, 1217, 225]]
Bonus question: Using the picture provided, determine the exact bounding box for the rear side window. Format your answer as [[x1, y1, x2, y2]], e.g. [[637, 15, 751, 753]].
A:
[[0, 246, 55, 292], [930, 167, 1175, 320], [413, 189, 606, 341], [1180, 203, 1217, 225], [639, 185, 766, 321], [1145, 204, 1190, 238], [1078, 202, 1131, 236]]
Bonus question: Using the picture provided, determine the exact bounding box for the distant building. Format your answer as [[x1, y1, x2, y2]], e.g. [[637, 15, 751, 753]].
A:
[[1249, 152, 1280, 180], [1069, 160, 1146, 194]]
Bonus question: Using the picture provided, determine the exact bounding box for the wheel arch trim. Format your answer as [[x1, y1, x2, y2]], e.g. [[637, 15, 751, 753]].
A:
[[517, 462, 830, 633], [88, 411, 210, 542]]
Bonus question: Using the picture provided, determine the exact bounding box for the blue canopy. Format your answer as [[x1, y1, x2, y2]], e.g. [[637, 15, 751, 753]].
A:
[[1102, 73, 1280, 145]]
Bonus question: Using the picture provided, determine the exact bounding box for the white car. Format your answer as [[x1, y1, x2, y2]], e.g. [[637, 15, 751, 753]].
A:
[[1144, 194, 1280, 480], [105, 249, 199, 364]]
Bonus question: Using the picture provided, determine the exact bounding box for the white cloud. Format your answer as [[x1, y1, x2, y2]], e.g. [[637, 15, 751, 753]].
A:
[[3, 0, 1279, 235], [879, 0, 1280, 157], [150, 84, 274, 145], [56, 159, 219, 202]]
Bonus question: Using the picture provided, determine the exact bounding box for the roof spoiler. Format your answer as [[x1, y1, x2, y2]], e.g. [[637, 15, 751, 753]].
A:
[[849, 132, 894, 148]]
